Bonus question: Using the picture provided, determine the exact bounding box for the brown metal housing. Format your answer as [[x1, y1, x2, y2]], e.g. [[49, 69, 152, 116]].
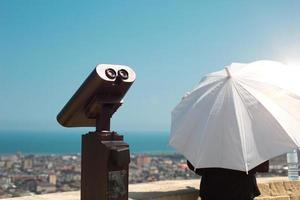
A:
[[57, 64, 135, 128], [81, 132, 130, 200], [57, 64, 136, 200]]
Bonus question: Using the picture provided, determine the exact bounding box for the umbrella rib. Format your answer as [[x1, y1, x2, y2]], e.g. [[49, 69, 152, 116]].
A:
[[190, 76, 227, 96], [238, 78, 300, 121], [171, 78, 227, 139], [231, 80, 250, 172], [239, 77, 300, 98], [236, 79, 300, 146], [170, 78, 229, 167], [194, 79, 229, 168]]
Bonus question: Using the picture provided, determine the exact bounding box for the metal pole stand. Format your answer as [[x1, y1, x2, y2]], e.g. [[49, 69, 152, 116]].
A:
[[81, 102, 130, 200]]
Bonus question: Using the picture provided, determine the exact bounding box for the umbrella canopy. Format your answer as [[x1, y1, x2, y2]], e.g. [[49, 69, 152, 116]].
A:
[[169, 60, 300, 172]]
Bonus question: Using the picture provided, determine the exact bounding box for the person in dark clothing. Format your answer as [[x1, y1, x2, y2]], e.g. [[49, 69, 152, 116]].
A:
[[187, 160, 269, 200]]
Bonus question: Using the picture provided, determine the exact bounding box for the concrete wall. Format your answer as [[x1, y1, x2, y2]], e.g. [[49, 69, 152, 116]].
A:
[[2, 177, 300, 200]]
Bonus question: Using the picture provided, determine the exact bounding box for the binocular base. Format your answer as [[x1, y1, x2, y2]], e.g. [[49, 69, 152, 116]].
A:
[[81, 131, 130, 200]]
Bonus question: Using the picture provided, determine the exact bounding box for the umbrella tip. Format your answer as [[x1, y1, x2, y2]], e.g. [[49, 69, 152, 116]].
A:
[[225, 67, 231, 78], [182, 92, 191, 100]]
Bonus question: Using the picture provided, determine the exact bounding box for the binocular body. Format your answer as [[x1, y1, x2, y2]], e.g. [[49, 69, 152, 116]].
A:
[[57, 64, 136, 128], [57, 64, 136, 200]]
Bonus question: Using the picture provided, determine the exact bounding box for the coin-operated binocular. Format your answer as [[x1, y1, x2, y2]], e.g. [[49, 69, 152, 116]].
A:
[[57, 64, 136, 200]]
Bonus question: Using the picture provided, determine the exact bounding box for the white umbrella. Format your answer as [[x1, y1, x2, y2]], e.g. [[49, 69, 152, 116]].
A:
[[169, 60, 300, 172]]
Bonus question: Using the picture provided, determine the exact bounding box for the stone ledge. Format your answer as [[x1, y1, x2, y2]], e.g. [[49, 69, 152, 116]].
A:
[[1, 191, 79, 200], [2, 177, 300, 200], [129, 179, 199, 200]]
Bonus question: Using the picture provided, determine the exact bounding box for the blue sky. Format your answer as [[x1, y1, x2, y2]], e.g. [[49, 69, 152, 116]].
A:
[[1, 0, 300, 132]]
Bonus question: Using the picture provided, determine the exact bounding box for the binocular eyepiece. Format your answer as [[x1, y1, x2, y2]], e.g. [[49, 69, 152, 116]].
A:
[[57, 64, 136, 128], [105, 68, 129, 80]]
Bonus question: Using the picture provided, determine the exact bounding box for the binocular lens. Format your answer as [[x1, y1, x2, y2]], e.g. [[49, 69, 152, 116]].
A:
[[105, 68, 117, 79], [118, 69, 129, 80]]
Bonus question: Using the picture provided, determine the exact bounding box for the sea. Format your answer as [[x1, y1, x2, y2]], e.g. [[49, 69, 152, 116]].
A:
[[0, 130, 175, 155]]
